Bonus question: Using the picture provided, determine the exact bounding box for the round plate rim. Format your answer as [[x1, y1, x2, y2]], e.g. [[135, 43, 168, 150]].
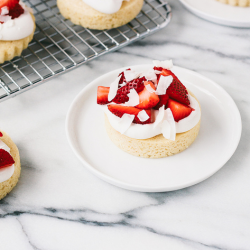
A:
[[65, 65, 242, 192], [179, 0, 250, 28]]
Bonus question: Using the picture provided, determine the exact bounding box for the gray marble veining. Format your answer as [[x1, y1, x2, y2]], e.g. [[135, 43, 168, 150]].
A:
[[0, 0, 250, 249]]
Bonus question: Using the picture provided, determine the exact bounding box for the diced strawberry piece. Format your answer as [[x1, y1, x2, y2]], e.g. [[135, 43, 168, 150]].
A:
[[118, 68, 131, 85], [113, 77, 145, 104], [153, 93, 169, 110], [0, 132, 2, 137], [0, 149, 15, 169], [8, 3, 24, 19], [0, 0, 19, 10], [97, 86, 110, 105], [108, 104, 152, 124], [167, 99, 193, 122], [136, 81, 159, 109], [166, 78, 190, 106]]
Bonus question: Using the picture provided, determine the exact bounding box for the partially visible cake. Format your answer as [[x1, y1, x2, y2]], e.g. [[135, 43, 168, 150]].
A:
[[216, 0, 250, 7]]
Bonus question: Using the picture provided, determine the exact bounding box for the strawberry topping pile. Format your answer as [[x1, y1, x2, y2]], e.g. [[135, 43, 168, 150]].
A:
[[0, 132, 3, 137], [0, 0, 24, 23], [97, 63, 194, 125], [0, 149, 15, 169]]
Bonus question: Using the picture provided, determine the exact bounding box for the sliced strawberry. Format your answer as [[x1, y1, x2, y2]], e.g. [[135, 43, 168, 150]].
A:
[[108, 104, 152, 124], [153, 93, 169, 110], [113, 77, 145, 104], [0, 149, 15, 169], [136, 81, 159, 109], [118, 68, 131, 85], [0, 132, 2, 137], [97, 86, 110, 105], [0, 0, 19, 10], [8, 2, 24, 19], [166, 78, 190, 106], [167, 99, 193, 122]]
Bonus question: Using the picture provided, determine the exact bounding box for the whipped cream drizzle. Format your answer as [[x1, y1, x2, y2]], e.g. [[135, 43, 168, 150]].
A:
[[0, 139, 15, 183], [82, 0, 129, 14], [100, 60, 201, 141], [0, 2, 34, 41]]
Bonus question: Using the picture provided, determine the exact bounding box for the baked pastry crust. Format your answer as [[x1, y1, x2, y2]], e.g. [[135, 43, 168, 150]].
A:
[[105, 92, 201, 158], [0, 131, 21, 200], [0, 12, 36, 64], [216, 0, 250, 7], [57, 0, 144, 30]]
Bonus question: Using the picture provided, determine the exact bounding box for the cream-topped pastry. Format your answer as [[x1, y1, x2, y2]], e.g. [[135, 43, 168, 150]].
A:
[[0, 131, 21, 200], [0, 2, 34, 41], [216, 0, 250, 7], [57, 0, 143, 30], [0, 0, 36, 64], [97, 60, 201, 158]]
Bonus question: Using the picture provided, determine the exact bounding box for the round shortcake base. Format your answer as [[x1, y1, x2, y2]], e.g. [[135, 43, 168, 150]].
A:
[[0, 13, 36, 64], [57, 0, 144, 30], [216, 0, 250, 7], [0, 131, 21, 200], [105, 92, 201, 159]]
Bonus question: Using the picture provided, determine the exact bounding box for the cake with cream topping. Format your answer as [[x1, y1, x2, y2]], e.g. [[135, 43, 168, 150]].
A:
[[97, 60, 201, 158], [0, 130, 21, 200], [0, 0, 36, 64], [57, 0, 143, 30]]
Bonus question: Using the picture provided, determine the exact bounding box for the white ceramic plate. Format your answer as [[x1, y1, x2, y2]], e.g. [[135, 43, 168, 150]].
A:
[[179, 0, 250, 28], [66, 65, 241, 192]]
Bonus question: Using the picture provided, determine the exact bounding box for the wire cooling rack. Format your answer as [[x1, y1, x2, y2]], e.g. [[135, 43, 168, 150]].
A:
[[0, 0, 171, 102]]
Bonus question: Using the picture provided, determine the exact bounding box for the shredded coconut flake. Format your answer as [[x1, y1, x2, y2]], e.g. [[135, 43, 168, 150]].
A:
[[108, 75, 121, 101], [137, 110, 149, 122], [163, 108, 176, 141], [1, 6, 9, 15], [117, 114, 135, 134], [154, 106, 165, 128], [140, 69, 157, 83], [153, 60, 173, 70], [145, 83, 155, 93], [0, 15, 11, 23], [124, 70, 140, 82], [124, 88, 139, 106], [155, 75, 173, 95]]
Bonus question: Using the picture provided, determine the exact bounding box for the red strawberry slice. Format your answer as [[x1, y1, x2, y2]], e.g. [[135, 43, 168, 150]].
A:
[[153, 93, 169, 110], [112, 77, 145, 104], [97, 86, 110, 105], [0, 0, 19, 10], [0, 132, 3, 137], [108, 104, 152, 124], [118, 68, 131, 85], [8, 2, 24, 19], [167, 99, 193, 122], [136, 81, 159, 109], [166, 78, 190, 106], [0, 149, 15, 169]]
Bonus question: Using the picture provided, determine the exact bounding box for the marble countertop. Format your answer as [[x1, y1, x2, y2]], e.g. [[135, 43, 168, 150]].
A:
[[1, 0, 250, 249]]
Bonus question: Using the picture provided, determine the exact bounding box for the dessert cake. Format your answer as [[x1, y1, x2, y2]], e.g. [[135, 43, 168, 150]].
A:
[[0, 130, 21, 200], [57, 0, 144, 30], [0, 0, 36, 64], [97, 60, 201, 158]]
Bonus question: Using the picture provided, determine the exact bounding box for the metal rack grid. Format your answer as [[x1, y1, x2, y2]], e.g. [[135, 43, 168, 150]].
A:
[[0, 0, 171, 102]]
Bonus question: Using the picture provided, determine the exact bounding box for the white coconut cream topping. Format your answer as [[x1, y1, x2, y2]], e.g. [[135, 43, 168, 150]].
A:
[[0, 2, 34, 41]]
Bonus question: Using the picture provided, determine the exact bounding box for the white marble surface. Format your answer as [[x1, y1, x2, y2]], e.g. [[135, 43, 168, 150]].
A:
[[0, 0, 250, 249]]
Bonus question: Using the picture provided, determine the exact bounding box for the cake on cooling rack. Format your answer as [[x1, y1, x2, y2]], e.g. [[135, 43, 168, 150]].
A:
[[0, 0, 36, 64], [96, 60, 201, 158], [216, 0, 250, 7], [57, 0, 143, 30], [0, 130, 21, 200]]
